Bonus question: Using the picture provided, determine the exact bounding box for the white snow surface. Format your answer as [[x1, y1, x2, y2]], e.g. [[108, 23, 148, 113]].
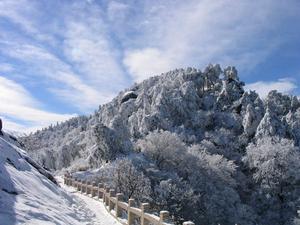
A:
[[0, 133, 121, 225], [56, 176, 120, 225]]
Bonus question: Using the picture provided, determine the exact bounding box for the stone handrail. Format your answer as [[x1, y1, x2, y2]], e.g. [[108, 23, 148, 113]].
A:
[[64, 175, 194, 225]]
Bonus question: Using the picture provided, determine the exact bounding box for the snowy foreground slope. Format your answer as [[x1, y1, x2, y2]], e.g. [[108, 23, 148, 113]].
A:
[[0, 133, 120, 225]]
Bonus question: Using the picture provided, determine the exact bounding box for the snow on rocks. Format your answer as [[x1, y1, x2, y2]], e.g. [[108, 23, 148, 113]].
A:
[[20, 65, 300, 170]]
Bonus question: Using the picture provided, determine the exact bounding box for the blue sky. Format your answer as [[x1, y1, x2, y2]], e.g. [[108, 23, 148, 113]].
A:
[[0, 0, 299, 132]]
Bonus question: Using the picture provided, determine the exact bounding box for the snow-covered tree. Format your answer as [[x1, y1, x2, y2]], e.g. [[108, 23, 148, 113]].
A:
[[20, 64, 300, 224], [153, 178, 198, 225], [243, 137, 300, 225], [82, 157, 151, 204], [137, 130, 187, 170], [109, 158, 151, 203]]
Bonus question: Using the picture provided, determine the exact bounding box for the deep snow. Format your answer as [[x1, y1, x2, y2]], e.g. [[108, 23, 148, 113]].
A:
[[0, 133, 120, 225]]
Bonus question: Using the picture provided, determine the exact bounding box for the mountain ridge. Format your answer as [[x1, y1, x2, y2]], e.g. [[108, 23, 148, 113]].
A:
[[21, 64, 299, 169], [19, 64, 300, 225]]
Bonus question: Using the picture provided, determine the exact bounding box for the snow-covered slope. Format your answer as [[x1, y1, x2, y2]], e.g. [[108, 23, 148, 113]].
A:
[[0, 133, 120, 225]]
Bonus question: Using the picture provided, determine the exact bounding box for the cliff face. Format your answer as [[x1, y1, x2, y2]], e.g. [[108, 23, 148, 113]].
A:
[[99, 65, 252, 142], [21, 64, 300, 170]]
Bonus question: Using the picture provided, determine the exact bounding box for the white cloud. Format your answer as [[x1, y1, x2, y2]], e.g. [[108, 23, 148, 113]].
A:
[[123, 48, 174, 82], [122, 0, 298, 82], [0, 75, 38, 107], [0, 63, 14, 72], [0, 1, 129, 111], [0, 0, 55, 43], [63, 17, 127, 90], [0, 0, 36, 33], [0, 76, 76, 133], [1, 116, 29, 134], [50, 71, 115, 111], [107, 1, 129, 22], [245, 78, 297, 98], [3, 43, 59, 63], [1, 0, 299, 132], [1, 42, 116, 111]]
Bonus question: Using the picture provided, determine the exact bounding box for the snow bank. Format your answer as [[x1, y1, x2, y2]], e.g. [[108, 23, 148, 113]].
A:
[[0, 133, 119, 224]]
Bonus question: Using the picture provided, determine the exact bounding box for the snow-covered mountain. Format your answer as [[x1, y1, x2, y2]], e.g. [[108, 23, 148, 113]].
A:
[[19, 64, 300, 225], [21, 64, 300, 169]]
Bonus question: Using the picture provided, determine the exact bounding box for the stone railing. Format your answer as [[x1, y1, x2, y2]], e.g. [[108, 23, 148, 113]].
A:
[[64, 175, 194, 225]]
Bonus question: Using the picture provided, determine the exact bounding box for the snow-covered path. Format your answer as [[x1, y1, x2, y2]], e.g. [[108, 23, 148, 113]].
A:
[[56, 176, 121, 225]]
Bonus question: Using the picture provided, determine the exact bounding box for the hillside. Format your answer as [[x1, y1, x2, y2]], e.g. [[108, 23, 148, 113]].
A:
[[0, 132, 120, 224], [20, 64, 300, 225], [21, 64, 300, 169]]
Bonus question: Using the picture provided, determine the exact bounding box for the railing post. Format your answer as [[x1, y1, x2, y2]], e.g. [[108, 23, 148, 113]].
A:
[[109, 189, 115, 211], [74, 178, 77, 189], [128, 198, 135, 225], [77, 180, 81, 191], [159, 211, 169, 225], [183, 222, 195, 225], [91, 182, 96, 197], [115, 193, 123, 217], [81, 181, 85, 194], [98, 183, 103, 199], [77, 179, 80, 190], [105, 187, 110, 206], [86, 181, 91, 195], [141, 203, 150, 225], [62, 176, 195, 225]]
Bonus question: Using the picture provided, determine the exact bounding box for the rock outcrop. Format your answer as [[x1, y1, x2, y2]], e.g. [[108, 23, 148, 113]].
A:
[[20, 65, 300, 169]]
